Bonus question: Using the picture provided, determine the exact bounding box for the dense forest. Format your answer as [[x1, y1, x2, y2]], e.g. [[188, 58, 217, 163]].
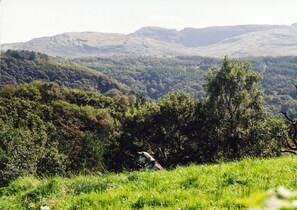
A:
[[0, 50, 129, 97], [0, 56, 290, 186], [74, 56, 297, 115], [2, 50, 297, 115]]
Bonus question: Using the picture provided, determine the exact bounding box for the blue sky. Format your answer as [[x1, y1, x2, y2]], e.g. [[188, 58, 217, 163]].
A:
[[1, 0, 297, 43]]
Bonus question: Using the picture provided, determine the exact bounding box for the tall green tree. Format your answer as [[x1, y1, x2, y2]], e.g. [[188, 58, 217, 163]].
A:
[[204, 56, 269, 159]]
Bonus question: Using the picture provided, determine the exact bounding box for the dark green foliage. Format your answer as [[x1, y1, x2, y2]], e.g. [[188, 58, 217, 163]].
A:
[[250, 56, 297, 116], [204, 57, 282, 160], [0, 81, 121, 186], [73, 56, 219, 99], [0, 124, 39, 185], [0, 56, 288, 186], [74, 55, 297, 115], [124, 91, 216, 166], [1, 50, 129, 97]]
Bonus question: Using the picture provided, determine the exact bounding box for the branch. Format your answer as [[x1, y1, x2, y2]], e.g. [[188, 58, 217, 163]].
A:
[[280, 111, 297, 147], [281, 150, 297, 155], [292, 125, 297, 146], [280, 111, 295, 124], [282, 136, 297, 150]]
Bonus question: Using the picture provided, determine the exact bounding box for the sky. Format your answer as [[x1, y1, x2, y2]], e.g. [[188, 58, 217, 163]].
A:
[[1, 0, 297, 43]]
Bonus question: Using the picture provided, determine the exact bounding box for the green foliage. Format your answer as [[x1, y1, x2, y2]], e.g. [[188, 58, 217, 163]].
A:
[[74, 56, 219, 99], [74, 55, 297, 115], [0, 56, 289, 186], [204, 56, 281, 160], [1, 50, 129, 97], [108, 57, 284, 169], [119, 91, 215, 166], [1, 156, 297, 209], [0, 125, 39, 186], [72, 132, 107, 173], [0, 81, 121, 186]]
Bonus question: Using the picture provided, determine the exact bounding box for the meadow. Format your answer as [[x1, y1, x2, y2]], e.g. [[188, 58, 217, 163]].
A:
[[1, 156, 297, 209]]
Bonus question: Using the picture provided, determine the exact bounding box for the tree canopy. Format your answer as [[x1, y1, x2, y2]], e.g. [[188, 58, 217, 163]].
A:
[[0, 56, 289, 186], [204, 57, 282, 159]]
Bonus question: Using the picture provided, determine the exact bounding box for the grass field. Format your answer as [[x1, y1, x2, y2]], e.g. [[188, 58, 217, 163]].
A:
[[1, 156, 297, 209]]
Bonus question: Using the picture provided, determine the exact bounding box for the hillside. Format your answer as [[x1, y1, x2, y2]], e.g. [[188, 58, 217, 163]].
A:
[[0, 81, 133, 186], [2, 50, 297, 115], [198, 27, 297, 57], [2, 31, 196, 58], [0, 59, 293, 209], [134, 25, 278, 47], [3, 24, 297, 58], [74, 55, 297, 115], [0, 50, 129, 96], [1, 156, 297, 209], [0, 62, 286, 186], [74, 56, 219, 99]]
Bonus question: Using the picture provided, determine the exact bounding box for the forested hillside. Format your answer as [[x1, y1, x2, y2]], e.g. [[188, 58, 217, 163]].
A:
[[2, 50, 297, 115], [0, 50, 129, 97], [0, 81, 130, 186], [0, 57, 288, 187], [74, 55, 297, 115], [74, 56, 221, 99]]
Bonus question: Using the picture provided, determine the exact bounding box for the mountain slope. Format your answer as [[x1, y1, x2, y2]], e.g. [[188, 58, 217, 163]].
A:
[[3, 32, 196, 58], [134, 24, 281, 47], [0, 50, 129, 96], [197, 27, 297, 57], [3, 24, 297, 58]]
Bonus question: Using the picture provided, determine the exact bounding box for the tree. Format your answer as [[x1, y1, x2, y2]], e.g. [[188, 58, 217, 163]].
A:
[[280, 85, 297, 154], [111, 91, 213, 168], [204, 56, 268, 159], [148, 91, 198, 165], [0, 124, 41, 186]]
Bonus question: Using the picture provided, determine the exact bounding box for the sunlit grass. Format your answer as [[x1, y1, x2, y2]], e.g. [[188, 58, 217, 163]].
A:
[[1, 156, 297, 209]]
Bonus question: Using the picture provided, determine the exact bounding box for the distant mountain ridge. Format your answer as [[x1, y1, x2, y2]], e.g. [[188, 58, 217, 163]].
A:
[[3, 24, 297, 58], [133, 25, 279, 47]]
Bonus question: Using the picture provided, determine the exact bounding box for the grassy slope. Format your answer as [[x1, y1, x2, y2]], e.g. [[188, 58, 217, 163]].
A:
[[1, 156, 297, 209]]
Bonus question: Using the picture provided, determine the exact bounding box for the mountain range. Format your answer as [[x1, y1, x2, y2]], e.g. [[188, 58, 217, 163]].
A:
[[3, 24, 297, 58]]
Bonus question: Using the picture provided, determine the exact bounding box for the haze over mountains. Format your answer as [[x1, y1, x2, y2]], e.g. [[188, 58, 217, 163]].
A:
[[3, 24, 297, 58]]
